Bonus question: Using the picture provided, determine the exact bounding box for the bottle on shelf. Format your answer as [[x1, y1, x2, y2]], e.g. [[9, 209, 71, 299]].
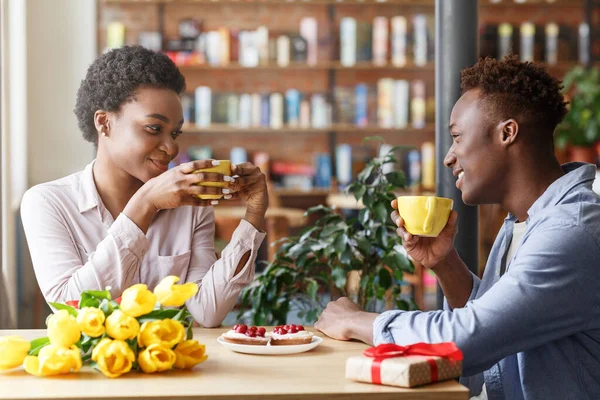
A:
[[300, 17, 318, 66], [256, 26, 269, 66], [391, 16, 407, 67], [413, 15, 428, 67], [269, 93, 284, 129], [411, 81, 426, 130], [393, 80, 409, 129], [354, 84, 368, 128], [545, 23, 559, 65], [519, 22, 535, 62], [578, 23, 590, 65], [285, 89, 301, 128], [340, 17, 357, 67], [421, 142, 435, 191], [373, 16, 389, 66], [498, 23, 513, 59], [377, 78, 394, 128], [276, 35, 291, 67], [194, 86, 212, 128]]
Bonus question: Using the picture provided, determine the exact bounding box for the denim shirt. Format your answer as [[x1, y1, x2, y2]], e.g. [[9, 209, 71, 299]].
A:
[[373, 163, 600, 400]]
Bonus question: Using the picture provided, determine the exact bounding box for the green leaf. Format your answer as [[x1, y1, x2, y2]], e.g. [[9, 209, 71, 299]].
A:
[[136, 309, 180, 324], [353, 184, 367, 201], [340, 248, 353, 265], [300, 226, 320, 242], [186, 319, 194, 340], [98, 298, 117, 317], [332, 266, 347, 290], [355, 236, 372, 254], [359, 208, 370, 225], [378, 268, 393, 289], [382, 252, 411, 271], [28, 337, 50, 356], [334, 233, 348, 254], [376, 226, 389, 249], [48, 302, 78, 317], [395, 299, 410, 310], [363, 188, 376, 208], [305, 205, 331, 216], [127, 338, 139, 356], [361, 135, 385, 145], [307, 279, 318, 300], [385, 171, 406, 188], [80, 289, 112, 309], [321, 225, 343, 238], [374, 201, 389, 223], [357, 164, 375, 182], [375, 286, 387, 300], [172, 305, 189, 322], [81, 290, 112, 300], [388, 145, 415, 153], [394, 268, 404, 282]]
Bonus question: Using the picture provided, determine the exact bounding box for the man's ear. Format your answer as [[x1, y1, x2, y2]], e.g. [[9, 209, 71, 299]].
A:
[[498, 118, 519, 147], [94, 110, 110, 137]]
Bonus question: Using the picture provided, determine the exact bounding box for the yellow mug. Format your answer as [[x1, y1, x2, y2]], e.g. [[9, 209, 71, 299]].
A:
[[396, 196, 453, 237], [193, 160, 231, 200]]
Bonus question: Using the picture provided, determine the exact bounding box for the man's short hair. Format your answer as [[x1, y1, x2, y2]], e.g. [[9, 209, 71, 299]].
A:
[[461, 54, 568, 138]]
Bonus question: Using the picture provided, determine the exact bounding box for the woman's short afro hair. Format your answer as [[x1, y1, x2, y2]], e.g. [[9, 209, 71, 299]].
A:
[[74, 45, 186, 146]]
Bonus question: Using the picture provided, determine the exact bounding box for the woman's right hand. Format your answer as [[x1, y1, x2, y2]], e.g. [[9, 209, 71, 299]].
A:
[[124, 160, 231, 233], [390, 199, 459, 270], [142, 160, 232, 211]]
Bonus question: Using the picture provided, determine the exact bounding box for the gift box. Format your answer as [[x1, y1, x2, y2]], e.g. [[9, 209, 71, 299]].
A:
[[345, 342, 463, 388]]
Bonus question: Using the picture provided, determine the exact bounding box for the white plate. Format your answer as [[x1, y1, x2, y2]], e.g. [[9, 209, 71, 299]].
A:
[[217, 335, 323, 355]]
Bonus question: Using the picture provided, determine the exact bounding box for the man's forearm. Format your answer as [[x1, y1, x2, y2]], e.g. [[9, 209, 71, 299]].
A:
[[432, 248, 474, 309], [347, 311, 378, 345]]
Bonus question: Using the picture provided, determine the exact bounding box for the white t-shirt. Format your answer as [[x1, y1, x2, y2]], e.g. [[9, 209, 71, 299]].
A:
[[470, 221, 527, 400]]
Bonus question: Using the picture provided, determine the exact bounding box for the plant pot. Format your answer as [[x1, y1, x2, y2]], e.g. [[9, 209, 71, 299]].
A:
[[596, 142, 600, 165], [569, 145, 597, 164]]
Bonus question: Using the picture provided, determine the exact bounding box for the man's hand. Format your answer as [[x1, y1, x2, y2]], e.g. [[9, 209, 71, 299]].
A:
[[314, 297, 378, 345]]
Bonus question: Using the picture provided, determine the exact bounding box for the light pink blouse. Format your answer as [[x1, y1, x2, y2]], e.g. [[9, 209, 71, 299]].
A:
[[20, 161, 266, 327]]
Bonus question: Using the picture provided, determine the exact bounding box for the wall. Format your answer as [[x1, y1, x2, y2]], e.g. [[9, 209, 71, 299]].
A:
[[2, 0, 97, 327], [27, 0, 97, 186]]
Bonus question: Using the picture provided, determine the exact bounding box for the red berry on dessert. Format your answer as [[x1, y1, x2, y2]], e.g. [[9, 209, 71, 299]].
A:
[[269, 324, 314, 345], [222, 324, 268, 345]]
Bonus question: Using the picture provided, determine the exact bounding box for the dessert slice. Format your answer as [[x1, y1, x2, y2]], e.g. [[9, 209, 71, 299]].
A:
[[269, 324, 314, 345], [221, 324, 269, 346]]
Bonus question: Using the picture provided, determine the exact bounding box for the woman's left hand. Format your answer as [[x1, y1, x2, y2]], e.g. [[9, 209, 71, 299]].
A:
[[228, 162, 269, 221]]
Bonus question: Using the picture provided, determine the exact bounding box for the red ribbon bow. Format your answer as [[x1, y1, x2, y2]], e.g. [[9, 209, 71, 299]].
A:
[[363, 343, 463, 385]]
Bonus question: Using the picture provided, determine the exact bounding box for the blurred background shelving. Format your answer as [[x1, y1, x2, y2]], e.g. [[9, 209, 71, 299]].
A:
[[97, 0, 599, 311]]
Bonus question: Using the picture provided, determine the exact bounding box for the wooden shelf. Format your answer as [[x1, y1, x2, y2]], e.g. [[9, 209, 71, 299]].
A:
[[178, 61, 578, 73], [480, 0, 582, 7], [177, 62, 434, 72], [103, 0, 436, 5], [274, 187, 331, 197], [182, 123, 435, 134], [103, 0, 581, 5]]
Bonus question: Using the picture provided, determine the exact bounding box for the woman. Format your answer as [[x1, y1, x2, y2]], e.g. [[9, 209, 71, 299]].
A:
[[20, 46, 268, 327]]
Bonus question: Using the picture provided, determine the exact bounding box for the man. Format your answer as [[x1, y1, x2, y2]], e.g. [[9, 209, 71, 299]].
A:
[[315, 55, 600, 400]]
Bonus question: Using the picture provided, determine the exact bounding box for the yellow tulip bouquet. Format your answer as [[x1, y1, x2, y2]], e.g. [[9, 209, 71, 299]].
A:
[[0, 276, 208, 378]]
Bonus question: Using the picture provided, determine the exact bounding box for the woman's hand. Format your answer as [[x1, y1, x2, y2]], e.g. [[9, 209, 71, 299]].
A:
[[124, 160, 231, 233], [143, 160, 233, 210], [226, 162, 268, 230], [391, 199, 459, 270]]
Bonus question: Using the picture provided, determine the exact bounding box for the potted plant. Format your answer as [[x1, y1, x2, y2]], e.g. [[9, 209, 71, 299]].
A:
[[238, 138, 415, 326], [556, 66, 600, 164]]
